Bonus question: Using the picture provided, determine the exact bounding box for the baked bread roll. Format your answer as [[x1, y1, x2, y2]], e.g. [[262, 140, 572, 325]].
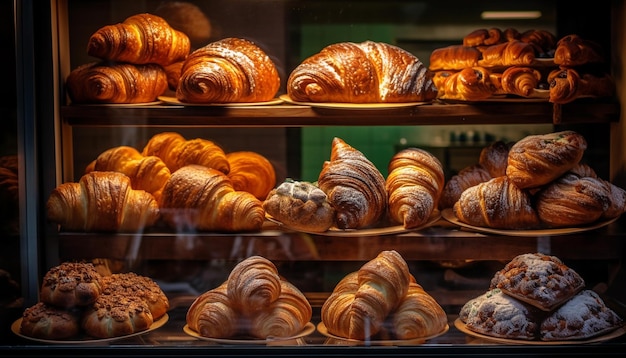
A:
[[478, 40, 536, 68], [142, 132, 229, 174], [506, 130, 587, 189], [263, 179, 335, 233], [453, 176, 541, 229], [87, 13, 190, 67], [501, 66, 542, 98], [535, 173, 611, 227], [46, 171, 160, 232], [540, 290, 623, 341], [250, 280, 312, 339], [186, 282, 239, 338], [439, 164, 492, 209], [177, 37, 280, 103], [39, 262, 103, 309], [321, 250, 411, 340], [490, 253, 585, 311], [385, 148, 445, 228], [226, 151, 276, 201], [66, 62, 168, 104], [463, 28, 504, 47], [160, 165, 265, 232], [478, 141, 511, 178], [318, 137, 387, 229], [436, 67, 496, 101], [548, 68, 615, 104], [428, 45, 481, 71], [390, 281, 448, 340], [460, 288, 540, 340], [20, 302, 81, 340], [100, 273, 169, 320], [85, 146, 171, 204], [81, 294, 154, 338], [554, 34, 604, 67], [288, 41, 436, 103]]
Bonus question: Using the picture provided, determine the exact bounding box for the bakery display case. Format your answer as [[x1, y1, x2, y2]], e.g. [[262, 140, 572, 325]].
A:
[[3, 0, 626, 356]]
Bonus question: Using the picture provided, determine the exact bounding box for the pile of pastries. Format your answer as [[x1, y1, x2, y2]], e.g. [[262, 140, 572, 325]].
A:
[[459, 253, 624, 341], [429, 27, 614, 103], [19, 262, 169, 340], [440, 130, 626, 229]]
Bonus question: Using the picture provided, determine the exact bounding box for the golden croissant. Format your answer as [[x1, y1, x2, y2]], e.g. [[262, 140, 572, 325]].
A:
[[46, 171, 160, 232], [87, 13, 190, 67], [501, 66, 542, 97], [386, 148, 445, 228], [160, 165, 265, 232], [65, 62, 168, 104], [225, 256, 282, 316], [390, 282, 448, 340], [142, 132, 230, 174], [85, 146, 171, 204], [436, 67, 496, 101], [548, 68, 615, 104], [478, 40, 536, 67], [288, 41, 437, 103], [463, 28, 504, 47], [428, 45, 481, 71], [318, 137, 387, 229], [439, 164, 491, 209], [554, 34, 604, 67], [321, 250, 412, 340], [186, 282, 239, 338], [176, 37, 280, 103], [453, 176, 541, 229], [249, 280, 312, 339], [226, 151, 276, 201]]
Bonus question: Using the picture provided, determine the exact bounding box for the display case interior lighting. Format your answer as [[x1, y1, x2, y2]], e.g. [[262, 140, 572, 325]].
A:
[[481, 11, 542, 20]]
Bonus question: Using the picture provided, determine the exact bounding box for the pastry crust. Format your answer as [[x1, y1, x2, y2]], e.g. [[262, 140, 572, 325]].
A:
[[20, 302, 81, 340], [100, 273, 170, 320], [39, 262, 103, 309], [81, 294, 154, 338]]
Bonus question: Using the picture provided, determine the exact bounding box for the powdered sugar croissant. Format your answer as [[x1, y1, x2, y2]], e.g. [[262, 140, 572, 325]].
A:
[[288, 41, 437, 103], [177, 37, 280, 103], [318, 137, 387, 229], [87, 13, 190, 67]]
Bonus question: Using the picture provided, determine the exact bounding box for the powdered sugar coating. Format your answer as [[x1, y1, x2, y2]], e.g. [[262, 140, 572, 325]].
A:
[[540, 290, 624, 341], [490, 253, 585, 311]]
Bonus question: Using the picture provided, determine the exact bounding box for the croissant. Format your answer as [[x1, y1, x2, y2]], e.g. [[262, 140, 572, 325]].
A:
[[177, 37, 280, 103], [249, 280, 312, 339], [87, 13, 190, 67], [160, 165, 265, 232], [318, 137, 387, 229], [453, 176, 541, 229], [153, 1, 212, 49], [142, 132, 229, 174], [554, 34, 604, 67], [65, 62, 168, 104], [85, 146, 171, 204], [385, 148, 445, 228], [321, 250, 411, 340], [478, 40, 536, 68], [164, 61, 184, 91], [226, 151, 276, 201], [548, 68, 615, 104], [463, 28, 504, 47], [436, 67, 496, 101], [289, 41, 436, 103], [535, 173, 611, 227], [506, 131, 587, 189], [186, 282, 239, 338], [225, 256, 282, 317], [478, 141, 511, 178], [501, 66, 542, 97], [390, 282, 448, 340], [46, 171, 160, 232], [439, 164, 492, 209], [428, 45, 481, 71], [519, 29, 557, 57]]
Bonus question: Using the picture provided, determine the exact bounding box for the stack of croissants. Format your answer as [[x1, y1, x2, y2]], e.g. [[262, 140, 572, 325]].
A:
[[429, 27, 614, 104], [186, 250, 447, 341]]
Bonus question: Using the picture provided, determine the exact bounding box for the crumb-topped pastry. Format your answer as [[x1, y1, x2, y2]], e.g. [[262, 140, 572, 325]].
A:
[[490, 253, 585, 311], [39, 262, 103, 309], [81, 294, 153, 338], [20, 302, 81, 340], [540, 290, 624, 341], [100, 272, 169, 320], [461, 288, 540, 340], [263, 179, 335, 232]]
